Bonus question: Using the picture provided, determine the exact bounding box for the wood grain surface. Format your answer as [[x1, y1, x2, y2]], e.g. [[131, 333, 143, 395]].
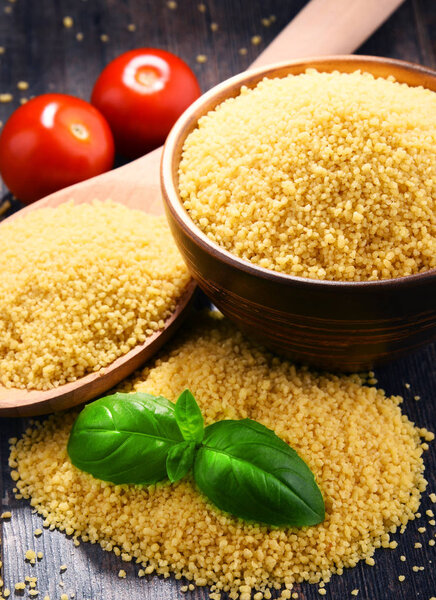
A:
[[1, 1, 435, 600]]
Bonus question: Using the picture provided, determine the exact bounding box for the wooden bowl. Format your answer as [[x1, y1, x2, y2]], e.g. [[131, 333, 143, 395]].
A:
[[161, 55, 436, 372]]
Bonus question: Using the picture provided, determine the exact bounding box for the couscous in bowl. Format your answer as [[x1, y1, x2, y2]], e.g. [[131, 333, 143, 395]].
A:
[[161, 55, 436, 372]]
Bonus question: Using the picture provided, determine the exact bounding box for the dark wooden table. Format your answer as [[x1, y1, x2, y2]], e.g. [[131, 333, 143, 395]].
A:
[[1, 1, 435, 599]]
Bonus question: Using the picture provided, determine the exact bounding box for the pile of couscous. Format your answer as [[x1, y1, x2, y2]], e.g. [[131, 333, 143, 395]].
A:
[[0, 201, 190, 390], [9, 314, 432, 598], [179, 70, 436, 281]]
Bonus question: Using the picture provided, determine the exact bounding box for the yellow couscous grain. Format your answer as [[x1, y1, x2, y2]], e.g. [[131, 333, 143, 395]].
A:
[[9, 314, 431, 597], [25, 549, 36, 562], [179, 70, 436, 281], [0, 201, 190, 390]]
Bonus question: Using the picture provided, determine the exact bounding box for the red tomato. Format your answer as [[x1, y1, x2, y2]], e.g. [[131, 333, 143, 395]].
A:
[[91, 48, 201, 158], [0, 94, 114, 204]]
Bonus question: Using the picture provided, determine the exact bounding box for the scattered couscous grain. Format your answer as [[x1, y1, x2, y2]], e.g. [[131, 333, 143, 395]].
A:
[[430, 493, 436, 503], [17, 80, 28, 90], [0, 199, 10, 219], [210, 22, 218, 31], [351, 591, 359, 596], [426, 510, 434, 517], [61, 594, 68, 600], [0, 93, 13, 103], [37, 552, 43, 560], [167, 0, 177, 8], [418, 527, 427, 533], [75, 32, 83, 41], [196, 54, 207, 64], [398, 575, 405, 582], [197, 3, 206, 12], [15, 582, 25, 590], [430, 520, 436, 526], [62, 16, 73, 28], [400, 555, 406, 561], [100, 34, 109, 42], [238, 47, 247, 55], [9, 315, 432, 598], [118, 570, 126, 578], [0, 201, 190, 390], [414, 542, 422, 548], [127, 24, 136, 32], [1, 512, 11, 519], [34, 529, 42, 537], [179, 70, 436, 281], [25, 549, 36, 562], [59, 566, 67, 573], [4, 588, 10, 597], [251, 35, 262, 45], [0, 46, 5, 54]]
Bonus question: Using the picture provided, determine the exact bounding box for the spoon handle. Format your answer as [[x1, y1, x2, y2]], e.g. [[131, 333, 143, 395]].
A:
[[250, 0, 405, 69], [2, 0, 405, 226]]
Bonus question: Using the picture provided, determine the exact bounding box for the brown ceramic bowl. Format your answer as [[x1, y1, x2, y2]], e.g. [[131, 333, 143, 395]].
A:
[[161, 55, 436, 372]]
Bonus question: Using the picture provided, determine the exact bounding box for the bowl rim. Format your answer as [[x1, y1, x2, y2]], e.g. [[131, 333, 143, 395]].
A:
[[161, 54, 436, 291]]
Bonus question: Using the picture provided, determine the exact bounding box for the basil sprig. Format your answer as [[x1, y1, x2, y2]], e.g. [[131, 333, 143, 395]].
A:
[[68, 391, 325, 527]]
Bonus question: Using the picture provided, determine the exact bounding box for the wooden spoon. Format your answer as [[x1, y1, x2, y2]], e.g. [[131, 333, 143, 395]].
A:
[[0, 0, 405, 417]]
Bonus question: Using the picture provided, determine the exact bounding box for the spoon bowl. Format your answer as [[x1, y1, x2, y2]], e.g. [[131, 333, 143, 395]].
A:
[[0, 149, 196, 417]]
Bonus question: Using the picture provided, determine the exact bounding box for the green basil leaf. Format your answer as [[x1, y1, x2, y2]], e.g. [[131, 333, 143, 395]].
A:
[[194, 419, 325, 527], [174, 389, 204, 443], [67, 392, 183, 485], [166, 441, 197, 483]]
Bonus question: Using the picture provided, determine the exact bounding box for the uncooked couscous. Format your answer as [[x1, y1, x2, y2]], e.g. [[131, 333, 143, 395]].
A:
[[9, 314, 432, 597], [0, 200, 190, 390], [179, 70, 436, 281]]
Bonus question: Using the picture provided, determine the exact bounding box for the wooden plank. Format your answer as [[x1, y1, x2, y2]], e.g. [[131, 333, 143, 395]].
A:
[[1, 342, 435, 600], [1, 1, 436, 599]]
